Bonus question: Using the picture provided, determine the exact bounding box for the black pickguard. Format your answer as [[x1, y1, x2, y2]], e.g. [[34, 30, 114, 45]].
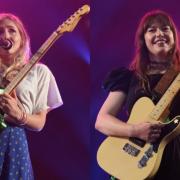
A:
[[153, 116, 180, 152]]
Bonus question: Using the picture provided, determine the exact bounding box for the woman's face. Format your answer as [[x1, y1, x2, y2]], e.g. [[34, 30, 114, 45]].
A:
[[0, 18, 22, 57], [144, 22, 175, 59]]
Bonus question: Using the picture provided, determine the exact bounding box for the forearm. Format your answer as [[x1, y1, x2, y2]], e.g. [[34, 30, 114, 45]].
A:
[[23, 111, 47, 131], [0, 91, 48, 131], [95, 113, 133, 137], [5, 109, 47, 131]]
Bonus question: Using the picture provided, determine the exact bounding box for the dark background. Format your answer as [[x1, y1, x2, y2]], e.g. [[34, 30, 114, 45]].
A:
[[91, 0, 180, 179], [0, 0, 89, 180]]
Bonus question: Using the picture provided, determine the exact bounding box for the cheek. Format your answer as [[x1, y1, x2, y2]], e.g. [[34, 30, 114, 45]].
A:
[[170, 36, 175, 45], [144, 37, 152, 49], [167, 32, 174, 42], [14, 34, 21, 42], [144, 34, 152, 46], [14, 35, 22, 47], [166, 36, 175, 50]]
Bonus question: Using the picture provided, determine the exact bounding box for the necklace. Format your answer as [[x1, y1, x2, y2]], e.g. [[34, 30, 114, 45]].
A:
[[147, 61, 170, 75]]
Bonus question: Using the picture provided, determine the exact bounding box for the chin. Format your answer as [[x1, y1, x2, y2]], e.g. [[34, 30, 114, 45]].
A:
[[156, 51, 169, 58]]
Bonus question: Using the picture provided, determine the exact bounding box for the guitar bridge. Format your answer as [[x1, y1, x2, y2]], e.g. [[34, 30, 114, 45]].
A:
[[138, 145, 154, 168]]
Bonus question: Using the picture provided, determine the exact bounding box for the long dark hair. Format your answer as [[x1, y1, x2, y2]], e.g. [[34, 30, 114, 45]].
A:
[[130, 10, 180, 84]]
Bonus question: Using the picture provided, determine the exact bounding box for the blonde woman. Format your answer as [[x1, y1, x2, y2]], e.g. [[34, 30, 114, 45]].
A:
[[0, 13, 62, 179]]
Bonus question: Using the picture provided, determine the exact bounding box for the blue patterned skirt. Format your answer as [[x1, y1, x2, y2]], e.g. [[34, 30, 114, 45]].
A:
[[0, 126, 34, 180]]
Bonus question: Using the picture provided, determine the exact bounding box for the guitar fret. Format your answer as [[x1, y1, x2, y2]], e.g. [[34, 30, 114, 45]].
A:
[[149, 73, 180, 120], [3, 5, 90, 94], [4, 34, 58, 94]]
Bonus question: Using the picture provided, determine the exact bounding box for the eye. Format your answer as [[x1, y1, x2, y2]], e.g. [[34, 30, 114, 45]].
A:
[[147, 28, 156, 33], [162, 26, 171, 32], [9, 28, 16, 33]]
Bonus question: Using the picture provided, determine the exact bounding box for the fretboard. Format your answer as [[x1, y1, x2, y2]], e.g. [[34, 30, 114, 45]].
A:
[[4, 31, 61, 94], [149, 73, 180, 121], [3, 4, 90, 94]]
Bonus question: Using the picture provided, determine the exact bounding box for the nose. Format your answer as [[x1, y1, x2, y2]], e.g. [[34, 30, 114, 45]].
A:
[[156, 28, 164, 37], [0, 29, 11, 39]]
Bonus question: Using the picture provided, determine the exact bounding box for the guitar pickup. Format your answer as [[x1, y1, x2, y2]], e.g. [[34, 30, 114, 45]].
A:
[[129, 137, 146, 147], [123, 143, 140, 157]]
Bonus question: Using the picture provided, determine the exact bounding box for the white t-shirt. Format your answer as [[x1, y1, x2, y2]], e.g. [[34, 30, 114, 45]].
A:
[[16, 63, 63, 114]]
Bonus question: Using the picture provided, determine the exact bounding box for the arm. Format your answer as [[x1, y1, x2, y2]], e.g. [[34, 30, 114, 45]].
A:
[[95, 91, 133, 137], [22, 110, 47, 131], [0, 92, 47, 131], [95, 91, 163, 142]]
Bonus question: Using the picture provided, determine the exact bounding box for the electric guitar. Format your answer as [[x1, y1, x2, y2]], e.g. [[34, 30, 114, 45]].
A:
[[97, 72, 180, 180], [0, 4, 90, 129]]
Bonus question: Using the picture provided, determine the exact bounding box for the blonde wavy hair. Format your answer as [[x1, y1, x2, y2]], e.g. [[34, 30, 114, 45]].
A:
[[0, 13, 31, 83]]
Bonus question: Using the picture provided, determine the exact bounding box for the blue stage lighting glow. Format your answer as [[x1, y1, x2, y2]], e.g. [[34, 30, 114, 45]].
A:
[[65, 35, 90, 64]]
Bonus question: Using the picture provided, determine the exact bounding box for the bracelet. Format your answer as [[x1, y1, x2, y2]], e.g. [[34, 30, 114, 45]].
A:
[[17, 110, 28, 126]]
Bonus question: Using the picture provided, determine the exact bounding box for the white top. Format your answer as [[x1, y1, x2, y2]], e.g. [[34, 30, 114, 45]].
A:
[[16, 63, 63, 114]]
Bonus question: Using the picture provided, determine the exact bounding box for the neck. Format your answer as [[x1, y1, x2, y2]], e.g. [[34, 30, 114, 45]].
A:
[[0, 54, 15, 67], [149, 53, 170, 64], [147, 61, 171, 75], [150, 59, 168, 64], [147, 53, 171, 74]]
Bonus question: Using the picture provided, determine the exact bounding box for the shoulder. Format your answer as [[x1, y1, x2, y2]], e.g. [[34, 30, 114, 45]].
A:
[[105, 67, 133, 79], [35, 63, 51, 73], [31, 63, 53, 78], [27, 63, 55, 84], [103, 67, 134, 93]]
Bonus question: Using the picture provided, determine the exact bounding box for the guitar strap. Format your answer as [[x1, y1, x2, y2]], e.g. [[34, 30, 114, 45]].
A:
[[152, 66, 179, 100]]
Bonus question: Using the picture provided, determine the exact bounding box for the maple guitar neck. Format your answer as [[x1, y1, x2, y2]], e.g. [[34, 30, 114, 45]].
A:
[[4, 4, 90, 94], [149, 72, 180, 121], [4, 31, 62, 94]]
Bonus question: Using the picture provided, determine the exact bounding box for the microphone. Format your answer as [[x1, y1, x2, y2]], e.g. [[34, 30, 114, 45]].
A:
[[0, 39, 12, 50]]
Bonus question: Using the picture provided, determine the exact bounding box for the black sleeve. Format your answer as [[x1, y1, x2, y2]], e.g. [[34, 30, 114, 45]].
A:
[[102, 67, 133, 93]]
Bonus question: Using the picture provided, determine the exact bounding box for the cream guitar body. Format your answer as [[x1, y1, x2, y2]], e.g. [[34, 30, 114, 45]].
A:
[[97, 97, 180, 180]]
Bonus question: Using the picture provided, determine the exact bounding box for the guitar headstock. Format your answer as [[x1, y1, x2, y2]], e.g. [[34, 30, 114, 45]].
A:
[[57, 4, 90, 34]]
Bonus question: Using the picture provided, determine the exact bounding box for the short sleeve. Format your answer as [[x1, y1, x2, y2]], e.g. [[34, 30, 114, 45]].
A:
[[16, 64, 63, 114], [33, 64, 63, 113], [103, 67, 133, 93]]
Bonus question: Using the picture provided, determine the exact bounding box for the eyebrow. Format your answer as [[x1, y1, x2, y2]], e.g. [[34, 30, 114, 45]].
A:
[[0, 25, 17, 29], [148, 25, 170, 28]]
